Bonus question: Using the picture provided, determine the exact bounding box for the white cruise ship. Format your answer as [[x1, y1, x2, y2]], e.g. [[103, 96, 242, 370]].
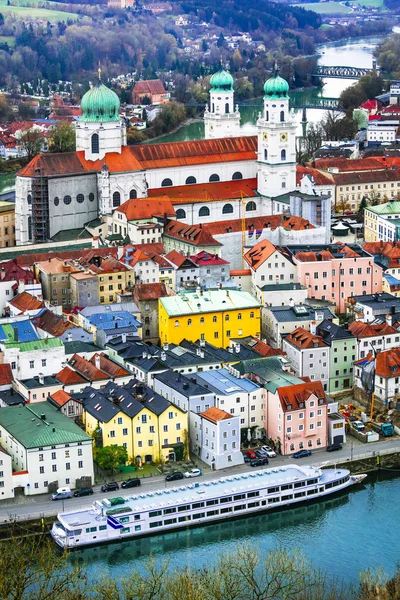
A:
[[50, 465, 366, 548]]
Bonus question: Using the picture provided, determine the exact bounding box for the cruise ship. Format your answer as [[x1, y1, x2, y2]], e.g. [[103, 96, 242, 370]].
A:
[[50, 465, 366, 548]]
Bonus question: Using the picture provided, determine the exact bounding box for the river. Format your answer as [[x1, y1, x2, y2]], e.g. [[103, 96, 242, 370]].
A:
[[152, 34, 388, 144], [73, 471, 400, 584]]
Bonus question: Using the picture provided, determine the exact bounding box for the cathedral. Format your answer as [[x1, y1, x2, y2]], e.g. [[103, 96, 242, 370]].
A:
[[15, 66, 309, 246]]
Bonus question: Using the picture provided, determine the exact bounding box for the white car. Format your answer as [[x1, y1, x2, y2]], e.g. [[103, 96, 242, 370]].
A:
[[184, 468, 202, 478], [261, 446, 276, 457]]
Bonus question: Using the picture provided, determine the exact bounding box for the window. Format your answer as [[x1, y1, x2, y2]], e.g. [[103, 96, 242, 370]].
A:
[[54, 196, 59, 206], [246, 201, 256, 212], [264, 148, 268, 160], [161, 178, 173, 187], [110, 430, 116, 438], [89, 192, 95, 202], [185, 176, 196, 185], [76, 193, 84, 204], [237, 313, 242, 320], [232, 171, 243, 180], [63, 195, 72, 205], [91, 133, 99, 154], [199, 206, 210, 217], [280, 110, 284, 122], [176, 209, 186, 220], [112, 191, 121, 207], [29, 361, 34, 369], [222, 203, 233, 214], [129, 189, 137, 199], [209, 174, 220, 182], [281, 149, 286, 161]]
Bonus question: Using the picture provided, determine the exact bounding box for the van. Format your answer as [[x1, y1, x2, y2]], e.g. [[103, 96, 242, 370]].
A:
[[51, 489, 73, 501]]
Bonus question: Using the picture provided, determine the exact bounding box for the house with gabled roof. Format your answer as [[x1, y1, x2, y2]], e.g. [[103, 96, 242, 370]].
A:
[[282, 326, 329, 389]]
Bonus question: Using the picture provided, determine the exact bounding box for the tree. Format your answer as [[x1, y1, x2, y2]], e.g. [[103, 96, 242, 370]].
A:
[[48, 121, 76, 153], [96, 444, 128, 472], [217, 32, 225, 48], [18, 128, 45, 161], [320, 111, 358, 142], [357, 196, 368, 222]]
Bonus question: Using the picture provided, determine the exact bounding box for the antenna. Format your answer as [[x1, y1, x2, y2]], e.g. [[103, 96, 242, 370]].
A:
[[98, 62, 102, 81]]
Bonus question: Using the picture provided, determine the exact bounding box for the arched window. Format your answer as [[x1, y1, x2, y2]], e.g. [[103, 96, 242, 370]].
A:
[[112, 191, 121, 207], [282, 181, 286, 189], [176, 209, 186, 220], [200, 317, 205, 324], [27, 194, 32, 205], [250, 311, 254, 318], [213, 316, 217, 323], [265, 111, 269, 121], [89, 192, 95, 202], [145, 329, 150, 337], [264, 149, 268, 161], [129, 189, 137, 199], [246, 201, 256, 212], [212, 103, 215, 113], [63, 195, 72, 205], [225, 103, 229, 114], [54, 196, 59, 206], [209, 174, 220, 182], [144, 317, 150, 324], [174, 320, 179, 328], [185, 176, 196, 185], [161, 178, 173, 187], [28, 216, 32, 240], [280, 111, 285, 122], [199, 206, 210, 217], [238, 313, 242, 320], [225, 314, 229, 321], [188, 318, 192, 326], [232, 172, 243, 180], [222, 203, 233, 214], [76, 194, 84, 204], [281, 149, 286, 161], [91, 133, 99, 154]]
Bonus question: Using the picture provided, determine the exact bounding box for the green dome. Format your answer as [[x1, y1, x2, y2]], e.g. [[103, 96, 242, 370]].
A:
[[81, 79, 120, 123], [264, 65, 289, 99], [210, 68, 234, 92]]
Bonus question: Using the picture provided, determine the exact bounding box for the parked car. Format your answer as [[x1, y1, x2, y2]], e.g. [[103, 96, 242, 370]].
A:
[[261, 446, 277, 457], [165, 471, 184, 482], [250, 457, 269, 467], [326, 444, 342, 452], [245, 450, 257, 459], [51, 487, 72, 501], [184, 468, 202, 478], [242, 454, 251, 463], [101, 482, 119, 492], [121, 478, 141, 489], [293, 449, 312, 458], [73, 487, 94, 497]]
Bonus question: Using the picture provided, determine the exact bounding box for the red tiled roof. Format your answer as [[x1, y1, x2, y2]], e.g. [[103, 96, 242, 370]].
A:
[[189, 251, 229, 266], [204, 214, 315, 236], [50, 389, 73, 407], [15, 247, 118, 268], [230, 269, 251, 276], [311, 158, 384, 173], [376, 348, 400, 378], [277, 381, 327, 412], [165, 249, 197, 268], [332, 169, 400, 186], [164, 221, 222, 247], [133, 282, 169, 301], [8, 291, 44, 312], [33, 309, 73, 337], [148, 178, 258, 204], [294, 244, 360, 262], [244, 239, 276, 270], [363, 241, 400, 269], [0, 260, 37, 283], [200, 406, 232, 423], [349, 321, 398, 339], [296, 166, 334, 186], [0, 364, 13, 386], [284, 327, 326, 349], [116, 196, 175, 220], [56, 366, 86, 385], [89, 353, 130, 378], [69, 353, 109, 381], [133, 79, 167, 96]]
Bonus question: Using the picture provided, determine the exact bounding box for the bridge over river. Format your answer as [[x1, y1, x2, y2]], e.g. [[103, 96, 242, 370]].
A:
[[312, 65, 375, 79], [186, 97, 344, 112]]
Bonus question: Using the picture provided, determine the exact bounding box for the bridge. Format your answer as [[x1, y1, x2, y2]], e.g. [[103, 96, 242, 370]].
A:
[[186, 97, 343, 112], [311, 65, 374, 79]]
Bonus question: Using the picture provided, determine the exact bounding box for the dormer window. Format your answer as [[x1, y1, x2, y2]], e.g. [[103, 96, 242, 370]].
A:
[[299, 402, 304, 408], [287, 404, 292, 410]]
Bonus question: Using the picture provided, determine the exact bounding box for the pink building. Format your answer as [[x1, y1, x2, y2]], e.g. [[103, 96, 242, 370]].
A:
[[289, 243, 382, 314], [265, 381, 329, 455]]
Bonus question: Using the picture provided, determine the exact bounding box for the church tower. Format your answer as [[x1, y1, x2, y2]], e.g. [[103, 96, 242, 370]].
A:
[[204, 65, 240, 139], [75, 70, 126, 161], [257, 65, 297, 200]]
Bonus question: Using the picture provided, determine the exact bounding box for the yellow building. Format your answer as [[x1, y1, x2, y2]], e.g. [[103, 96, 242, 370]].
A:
[[93, 256, 135, 304], [364, 201, 400, 243], [159, 289, 261, 348], [81, 381, 188, 463], [0, 201, 15, 248]]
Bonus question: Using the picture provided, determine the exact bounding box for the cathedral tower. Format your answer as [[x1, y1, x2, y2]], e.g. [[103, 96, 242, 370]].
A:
[[257, 65, 297, 199], [75, 71, 126, 161], [204, 65, 240, 139]]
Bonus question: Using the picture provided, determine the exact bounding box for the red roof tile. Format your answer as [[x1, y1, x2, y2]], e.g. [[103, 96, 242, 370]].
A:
[[244, 239, 276, 270], [15, 247, 118, 268], [164, 221, 222, 247], [296, 166, 334, 186], [8, 291, 44, 312], [164, 249, 196, 268], [116, 196, 175, 220], [33, 309, 73, 337], [0, 260, 37, 284], [376, 348, 400, 378], [200, 406, 232, 423], [148, 178, 258, 204], [277, 381, 327, 412], [133, 79, 167, 96], [189, 251, 229, 266], [89, 353, 130, 378], [204, 214, 315, 236], [332, 169, 400, 186], [349, 320, 398, 339], [230, 269, 251, 276], [50, 389, 74, 407], [69, 354, 109, 381], [0, 364, 13, 386], [312, 158, 384, 172], [285, 327, 326, 349], [56, 366, 86, 385], [133, 282, 169, 301]]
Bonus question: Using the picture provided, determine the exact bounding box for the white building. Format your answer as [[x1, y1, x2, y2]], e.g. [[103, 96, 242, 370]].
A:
[[327, 401, 346, 446], [153, 369, 215, 414], [282, 326, 330, 390], [0, 402, 94, 495], [190, 407, 243, 469], [367, 120, 398, 143], [204, 67, 240, 140], [0, 446, 14, 499]]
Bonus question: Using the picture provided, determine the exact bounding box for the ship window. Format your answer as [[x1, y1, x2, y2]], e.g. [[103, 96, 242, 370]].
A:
[[281, 484, 292, 491], [89, 192, 95, 202], [178, 504, 190, 512], [307, 489, 317, 495], [282, 495, 293, 501], [76, 194, 84, 204], [85, 527, 97, 533], [220, 507, 232, 514], [135, 525, 141, 531], [294, 491, 306, 498], [307, 478, 318, 485], [192, 502, 204, 509], [63, 195, 72, 205], [233, 493, 245, 501], [149, 521, 162, 528], [268, 497, 280, 504], [220, 496, 232, 504], [121, 527, 130, 534], [207, 509, 219, 516], [178, 515, 191, 522], [294, 481, 305, 488], [267, 487, 279, 494], [234, 504, 246, 511], [248, 501, 260, 508], [73, 529, 82, 536], [149, 510, 162, 518], [119, 517, 130, 523], [99, 525, 107, 531], [209, 174, 220, 182], [161, 178, 173, 187], [91, 133, 99, 154], [192, 512, 205, 519], [54, 196, 59, 206], [325, 482, 333, 490], [163, 507, 176, 515], [206, 499, 218, 506], [164, 518, 177, 525], [247, 491, 259, 498]]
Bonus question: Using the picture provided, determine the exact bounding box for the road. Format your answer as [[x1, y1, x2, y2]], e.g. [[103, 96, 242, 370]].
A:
[[1, 437, 399, 524]]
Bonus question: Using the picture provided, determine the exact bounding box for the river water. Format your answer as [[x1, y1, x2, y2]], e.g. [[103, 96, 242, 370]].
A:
[[153, 34, 387, 143], [74, 471, 400, 583]]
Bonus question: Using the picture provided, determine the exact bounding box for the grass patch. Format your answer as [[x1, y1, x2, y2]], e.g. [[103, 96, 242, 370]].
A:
[[0, 35, 15, 46], [0, 3, 79, 21], [351, 0, 384, 6], [297, 2, 352, 14]]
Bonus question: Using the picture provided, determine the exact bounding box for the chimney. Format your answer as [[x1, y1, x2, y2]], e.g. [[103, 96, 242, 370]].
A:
[[161, 351, 166, 361], [200, 339, 205, 347], [40, 413, 46, 420], [67, 332, 73, 342], [95, 354, 101, 370], [163, 343, 169, 351], [386, 313, 393, 326], [310, 321, 316, 335]]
